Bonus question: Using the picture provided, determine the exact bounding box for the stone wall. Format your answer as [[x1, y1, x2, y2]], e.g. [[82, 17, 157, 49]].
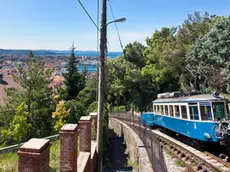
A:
[[109, 118, 154, 172]]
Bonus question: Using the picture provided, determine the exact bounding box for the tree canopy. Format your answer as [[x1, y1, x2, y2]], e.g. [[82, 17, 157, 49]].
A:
[[187, 17, 230, 93]]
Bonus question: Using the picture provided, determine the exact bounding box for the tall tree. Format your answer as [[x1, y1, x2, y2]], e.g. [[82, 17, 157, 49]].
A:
[[107, 56, 155, 112], [1, 51, 55, 143], [77, 76, 97, 108], [142, 27, 180, 93], [175, 11, 216, 90], [123, 41, 145, 68], [64, 44, 85, 100], [186, 17, 230, 93]]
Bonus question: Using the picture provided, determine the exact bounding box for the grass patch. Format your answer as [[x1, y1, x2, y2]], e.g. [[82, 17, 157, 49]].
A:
[[176, 160, 185, 167], [127, 154, 138, 169], [50, 140, 60, 171], [0, 152, 18, 172], [165, 149, 173, 157], [190, 161, 197, 167], [216, 166, 223, 172], [0, 140, 60, 172]]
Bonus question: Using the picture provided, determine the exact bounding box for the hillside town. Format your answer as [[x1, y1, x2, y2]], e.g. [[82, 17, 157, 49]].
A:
[[0, 54, 98, 105]]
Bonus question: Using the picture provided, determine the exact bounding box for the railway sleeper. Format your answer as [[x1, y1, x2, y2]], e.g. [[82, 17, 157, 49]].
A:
[[181, 156, 190, 162], [178, 152, 185, 158], [219, 153, 230, 162], [193, 164, 205, 171]]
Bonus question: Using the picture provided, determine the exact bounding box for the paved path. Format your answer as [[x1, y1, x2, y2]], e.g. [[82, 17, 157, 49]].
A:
[[103, 129, 132, 172]]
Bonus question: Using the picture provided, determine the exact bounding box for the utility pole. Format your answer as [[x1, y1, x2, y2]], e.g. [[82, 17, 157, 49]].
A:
[[97, 0, 106, 171]]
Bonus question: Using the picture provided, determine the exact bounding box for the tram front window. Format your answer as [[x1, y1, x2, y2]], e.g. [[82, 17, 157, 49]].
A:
[[212, 102, 226, 121]]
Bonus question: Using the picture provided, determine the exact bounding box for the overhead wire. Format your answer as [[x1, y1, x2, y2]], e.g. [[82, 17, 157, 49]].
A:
[[77, 0, 100, 32], [108, 0, 124, 51], [96, 0, 99, 101]]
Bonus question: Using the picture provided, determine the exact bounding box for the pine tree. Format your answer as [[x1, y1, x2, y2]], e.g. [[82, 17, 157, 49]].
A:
[[4, 51, 55, 139], [64, 44, 85, 100]]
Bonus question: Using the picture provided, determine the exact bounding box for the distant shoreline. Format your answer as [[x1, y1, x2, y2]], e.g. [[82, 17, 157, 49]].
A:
[[0, 49, 122, 58]]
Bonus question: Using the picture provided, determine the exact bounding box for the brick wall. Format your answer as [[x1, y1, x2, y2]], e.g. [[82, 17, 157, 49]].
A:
[[79, 116, 91, 152], [59, 124, 78, 171], [17, 113, 98, 172], [17, 138, 51, 172]]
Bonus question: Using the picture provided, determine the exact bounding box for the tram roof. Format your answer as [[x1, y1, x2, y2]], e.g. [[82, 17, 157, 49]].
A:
[[153, 94, 227, 103]]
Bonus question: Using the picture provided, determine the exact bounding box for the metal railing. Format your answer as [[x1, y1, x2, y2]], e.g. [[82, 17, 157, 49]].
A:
[[0, 134, 59, 154], [110, 111, 167, 172]]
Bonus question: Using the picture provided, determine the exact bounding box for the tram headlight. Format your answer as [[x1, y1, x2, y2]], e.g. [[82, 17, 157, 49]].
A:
[[204, 133, 211, 139]]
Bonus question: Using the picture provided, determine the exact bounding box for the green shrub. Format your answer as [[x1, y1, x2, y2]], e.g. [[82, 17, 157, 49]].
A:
[[65, 100, 87, 123], [113, 106, 126, 112], [88, 101, 98, 113]]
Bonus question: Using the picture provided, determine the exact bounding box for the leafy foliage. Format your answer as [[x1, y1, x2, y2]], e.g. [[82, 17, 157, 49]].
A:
[[187, 17, 230, 93], [105, 12, 230, 112], [52, 101, 70, 132], [1, 51, 55, 142], [123, 41, 145, 68], [77, 76, 97, 108], [88, 101, 98, 113], [65, 100, 87, 123], [1, 102, 31, 144]]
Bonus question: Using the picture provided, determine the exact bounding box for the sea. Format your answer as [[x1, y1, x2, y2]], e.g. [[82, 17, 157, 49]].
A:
[[77, 65, 97, 73]]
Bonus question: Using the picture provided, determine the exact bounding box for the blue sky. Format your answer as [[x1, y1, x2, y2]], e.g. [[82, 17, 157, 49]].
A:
[[0, 0, 229, 51]]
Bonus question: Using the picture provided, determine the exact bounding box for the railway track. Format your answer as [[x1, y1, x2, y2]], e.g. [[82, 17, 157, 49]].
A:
[[152, 129, 230, 172], [116, 117, 230, 172], [157, 135, 228, 172]]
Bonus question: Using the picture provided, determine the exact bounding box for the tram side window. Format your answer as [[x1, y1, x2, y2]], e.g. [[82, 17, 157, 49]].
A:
[[157, 105, 160, 113], [212, 102, 226, 120], [164, 105, 168, 116], [169, 105, 174, 117], [199, 102, 212, 121], [174, 105, 180, 118], [160, 105, 164, 115], [189, 106, 199, 120], [181, 106, 187, 119], [154, 105, 156, 113]]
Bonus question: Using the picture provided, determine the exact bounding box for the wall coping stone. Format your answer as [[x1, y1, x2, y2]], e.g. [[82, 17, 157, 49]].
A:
[[139, 147, 153, 172], [91, 140, 97, 159], [19, 138, 50, 153], [80, 116, 91, 121], [60, 124, 78, 132], [89, 112, 98, 117], [77, 152, 90, 172]]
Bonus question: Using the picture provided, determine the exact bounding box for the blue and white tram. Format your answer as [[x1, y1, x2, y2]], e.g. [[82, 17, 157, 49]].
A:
[[141, 92, 230, 144]]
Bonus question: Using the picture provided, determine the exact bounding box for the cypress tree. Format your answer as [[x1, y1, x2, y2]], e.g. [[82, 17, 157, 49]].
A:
[[64, 44, 85, 100]]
